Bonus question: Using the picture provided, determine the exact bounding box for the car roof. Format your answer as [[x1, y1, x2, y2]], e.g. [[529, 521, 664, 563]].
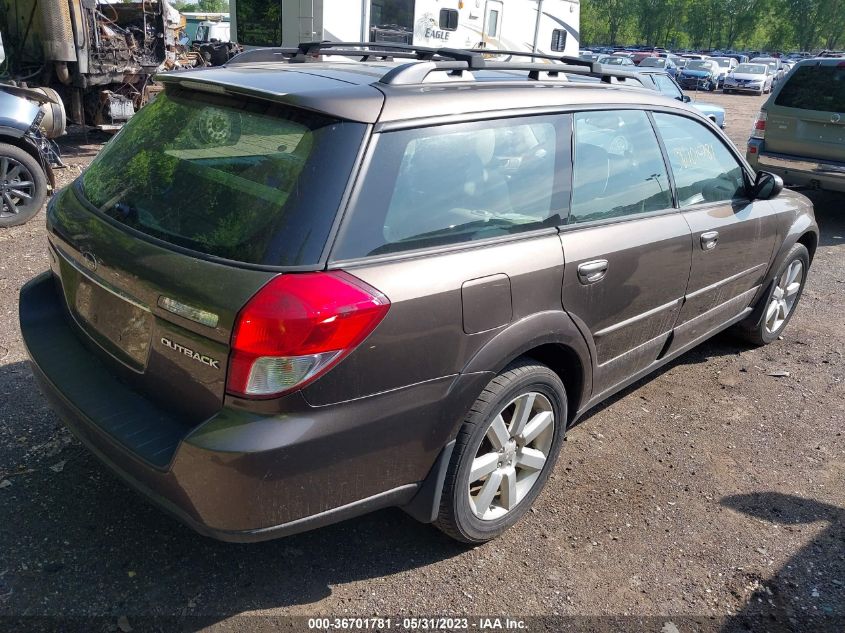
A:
[[794, 57, 845, 67], [157, 57, 707, 125]]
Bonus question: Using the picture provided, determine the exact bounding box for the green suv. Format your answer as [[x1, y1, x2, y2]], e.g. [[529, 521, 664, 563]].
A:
[[747, 57, 845, 193]]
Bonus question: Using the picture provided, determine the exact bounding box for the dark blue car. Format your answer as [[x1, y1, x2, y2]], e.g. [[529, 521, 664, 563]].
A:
[[678, 59, 721, 91]]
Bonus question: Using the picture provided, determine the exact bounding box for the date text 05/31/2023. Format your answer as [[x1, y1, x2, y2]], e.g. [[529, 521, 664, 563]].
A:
[[307, 617, 528, 630]]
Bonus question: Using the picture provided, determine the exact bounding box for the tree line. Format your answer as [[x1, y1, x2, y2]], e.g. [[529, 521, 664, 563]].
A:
[[171, 0, 230, 13], [582, 0, 845, 52]]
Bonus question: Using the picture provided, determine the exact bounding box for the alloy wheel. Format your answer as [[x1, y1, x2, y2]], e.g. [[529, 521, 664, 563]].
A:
[[0, 156, 35, 219], [765, 259, 804, 335], [467, 392, 555, 521]]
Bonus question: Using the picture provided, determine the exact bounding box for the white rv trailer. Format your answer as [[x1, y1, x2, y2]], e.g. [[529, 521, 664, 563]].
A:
[[230, 1, 580, 58]]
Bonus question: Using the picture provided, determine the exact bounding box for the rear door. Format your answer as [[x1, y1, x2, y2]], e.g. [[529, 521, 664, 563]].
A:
[[324, 113, 572, 403], [560, 109, 692, 398], [764, 60, 845, 161], [651, 111, 781, 350]]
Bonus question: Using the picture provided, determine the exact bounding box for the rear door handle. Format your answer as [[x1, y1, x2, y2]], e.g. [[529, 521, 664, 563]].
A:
[[700, 231, 719, 251], [577, 259, 608, 284]]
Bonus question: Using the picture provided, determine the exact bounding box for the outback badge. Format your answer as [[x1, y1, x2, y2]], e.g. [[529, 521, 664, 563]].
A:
[[160, 337, 220, 369]]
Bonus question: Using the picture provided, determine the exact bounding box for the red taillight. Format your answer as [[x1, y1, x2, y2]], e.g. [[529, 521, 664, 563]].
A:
[[751, 110, 767, 139], [226, 271, 390, 399]]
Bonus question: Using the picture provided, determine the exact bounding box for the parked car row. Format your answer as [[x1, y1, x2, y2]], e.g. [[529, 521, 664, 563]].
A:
[[579, 47, 804, 96]]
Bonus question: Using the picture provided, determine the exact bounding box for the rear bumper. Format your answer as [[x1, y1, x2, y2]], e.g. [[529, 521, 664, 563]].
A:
[[20, 272, 486, 541], [747, 145, 845, 193]]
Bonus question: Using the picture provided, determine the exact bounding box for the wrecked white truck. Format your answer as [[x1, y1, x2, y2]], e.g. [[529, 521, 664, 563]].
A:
[[0, 0, 194, 129]]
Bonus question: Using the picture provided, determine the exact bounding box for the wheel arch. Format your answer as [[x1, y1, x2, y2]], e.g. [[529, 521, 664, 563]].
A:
[[743, 219, 818, 332], [797, 230, 818, 262], [0, 133, 41, 166], [460, 310, 593, 426]]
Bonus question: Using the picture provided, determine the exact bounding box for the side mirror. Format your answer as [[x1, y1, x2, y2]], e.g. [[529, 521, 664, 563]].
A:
[[681, 95, 691, 103], [751, 171, 784, 200]]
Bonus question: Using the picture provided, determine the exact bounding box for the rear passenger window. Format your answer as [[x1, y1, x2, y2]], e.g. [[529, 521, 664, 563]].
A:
[[652, 113, 746, 207], [774, 65, 845, 112], [333, 116, 571, 260], [569, 110, 673, 224]]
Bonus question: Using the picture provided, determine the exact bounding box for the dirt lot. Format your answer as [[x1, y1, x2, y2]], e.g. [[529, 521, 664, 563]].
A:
[[0, 91, 842, 632]]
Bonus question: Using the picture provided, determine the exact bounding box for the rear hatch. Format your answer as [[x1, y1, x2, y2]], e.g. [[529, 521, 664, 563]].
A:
[[764, 59, 845, 162], [47, 84, 367, 422]]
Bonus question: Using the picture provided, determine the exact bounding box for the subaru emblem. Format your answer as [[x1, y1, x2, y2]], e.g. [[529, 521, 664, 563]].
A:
[[81, 249, 99, 272]]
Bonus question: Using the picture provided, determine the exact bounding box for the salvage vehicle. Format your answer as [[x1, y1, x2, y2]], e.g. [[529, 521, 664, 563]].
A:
[[723, 63, 773, 95], [0, 84, 63, 227], [20, 44, 818, 544], [678, 59, 721, 91], [750, 57, 785, 86], [710, 56, 738, 85], [0, 0, 191, 129], [631, 68, 726, 127], [597, 54, 636, 67], [637, 56, 680, 78], [747, 57, 845, 193]]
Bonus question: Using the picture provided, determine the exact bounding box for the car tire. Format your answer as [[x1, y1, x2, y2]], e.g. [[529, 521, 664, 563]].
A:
[[0, 142, 48, 228], [735, 243, 810, 346], [434, 360, 567, 544]]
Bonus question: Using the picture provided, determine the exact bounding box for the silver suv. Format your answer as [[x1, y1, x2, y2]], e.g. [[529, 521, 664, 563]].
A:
[[19, 44, 817, 544]]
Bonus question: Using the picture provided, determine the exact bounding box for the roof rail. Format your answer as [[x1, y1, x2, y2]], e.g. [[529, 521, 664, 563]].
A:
[[225, 41, 644, 86], [466, 48, 595, 68], [379, 58, 640, 86], [227, 41, 471, 65]]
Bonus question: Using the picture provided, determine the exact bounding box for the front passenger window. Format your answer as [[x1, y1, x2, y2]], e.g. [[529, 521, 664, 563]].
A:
[[570, 110, 673, 224], [652, 113, 746, 207]]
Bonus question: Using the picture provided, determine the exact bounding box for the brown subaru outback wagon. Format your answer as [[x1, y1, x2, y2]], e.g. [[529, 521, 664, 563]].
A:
[[19, 44, 818, 544]]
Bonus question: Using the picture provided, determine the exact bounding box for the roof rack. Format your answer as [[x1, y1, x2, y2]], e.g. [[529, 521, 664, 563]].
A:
[[226, 41, 643, 85], [227, 41, 470, 65]]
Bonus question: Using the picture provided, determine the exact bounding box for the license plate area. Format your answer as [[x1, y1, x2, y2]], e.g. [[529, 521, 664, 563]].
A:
[[56, 250, 153, 371]]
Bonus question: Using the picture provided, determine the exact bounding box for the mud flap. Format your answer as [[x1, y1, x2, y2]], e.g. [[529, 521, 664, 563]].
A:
[[401, 440, 456, 524]]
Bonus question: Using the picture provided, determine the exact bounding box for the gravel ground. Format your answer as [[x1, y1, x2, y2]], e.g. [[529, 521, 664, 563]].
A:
[[0, 92, 842, 633]]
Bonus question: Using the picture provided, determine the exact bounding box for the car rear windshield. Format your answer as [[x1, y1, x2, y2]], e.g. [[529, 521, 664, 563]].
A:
[[735, 64, 766, 74], [639, 58, 665, 67], [775, 64, 845, 112], [80, 87, 366, 266], [687, 61, 714, 71]]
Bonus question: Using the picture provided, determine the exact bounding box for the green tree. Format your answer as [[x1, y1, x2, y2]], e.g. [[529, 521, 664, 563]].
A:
[[589, 0, 635, 46], [783, 0, 823, 50], [719, 0, 762, 48], [819, 0, 845, 49]]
